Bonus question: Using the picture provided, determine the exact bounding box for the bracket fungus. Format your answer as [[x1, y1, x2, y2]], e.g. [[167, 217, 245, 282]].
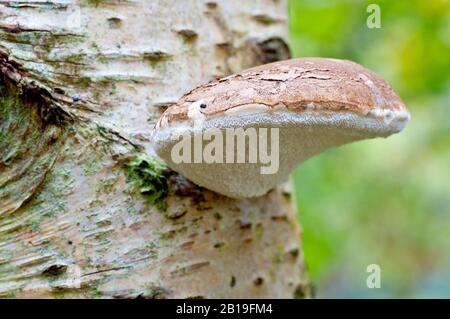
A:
[[152, 58, 410, 198]]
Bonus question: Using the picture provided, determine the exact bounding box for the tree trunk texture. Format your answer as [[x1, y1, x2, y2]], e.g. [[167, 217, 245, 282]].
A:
[[0, 0, 310, 298]]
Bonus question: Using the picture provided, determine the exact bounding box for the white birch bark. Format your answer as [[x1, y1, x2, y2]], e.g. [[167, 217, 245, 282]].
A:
[[0, 0, 310, 298]]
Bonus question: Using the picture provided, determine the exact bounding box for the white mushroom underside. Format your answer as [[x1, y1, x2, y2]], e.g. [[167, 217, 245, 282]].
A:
[[152, 109, 409, 198]]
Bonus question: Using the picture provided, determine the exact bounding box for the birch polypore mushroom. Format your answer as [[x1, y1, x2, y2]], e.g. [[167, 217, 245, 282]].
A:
[[152, 58, 410, 198]]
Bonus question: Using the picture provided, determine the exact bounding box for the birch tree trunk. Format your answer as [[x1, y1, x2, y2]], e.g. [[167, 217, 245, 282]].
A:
[[0, 0, 310, 298]]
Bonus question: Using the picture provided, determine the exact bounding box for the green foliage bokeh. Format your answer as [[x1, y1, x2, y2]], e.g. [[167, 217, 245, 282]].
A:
[[289, 0, 450, 297]]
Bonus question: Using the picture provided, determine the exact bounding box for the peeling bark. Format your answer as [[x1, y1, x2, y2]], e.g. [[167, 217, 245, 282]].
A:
[[0, 0, 310, 298]]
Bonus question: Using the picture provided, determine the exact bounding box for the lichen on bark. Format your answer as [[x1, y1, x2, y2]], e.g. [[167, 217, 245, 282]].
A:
[[0, 78, 64, 216]]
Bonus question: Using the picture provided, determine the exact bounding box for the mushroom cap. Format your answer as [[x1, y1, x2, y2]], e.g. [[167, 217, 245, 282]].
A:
[[152, 58, 410, 198]]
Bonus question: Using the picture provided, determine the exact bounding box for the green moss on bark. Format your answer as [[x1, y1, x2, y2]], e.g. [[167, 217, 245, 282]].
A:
[[123, 154, 169, 211]]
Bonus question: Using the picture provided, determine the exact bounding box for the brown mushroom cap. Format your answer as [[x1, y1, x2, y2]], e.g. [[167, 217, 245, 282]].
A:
[[159, 58, 408, 126], [152, 58, 410, 198]]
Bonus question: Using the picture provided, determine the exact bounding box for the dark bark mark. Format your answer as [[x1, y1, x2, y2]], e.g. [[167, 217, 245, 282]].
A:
[[170, 261, 211, 277], [237, 220, 252, 230], [177, 29, 198, 42], [230, 275, 236, 287], [186, 295, 205, 299], [251, 14, 284, 25], [288, 247, 299, 259], [293, 282, 315, 299], [254, 37, 291, 64], [113, 286, 172, 299], [213, 242, 225, 249], [81, 266, 129, 277], [205, 2, 218, 10], [42, 264, 68, 276], [143, 51, 172, 65], [107, 17, 122, 29], [253, 277, 264, 286], [271, 214, 288, 222], [142, 285, 171, 299]]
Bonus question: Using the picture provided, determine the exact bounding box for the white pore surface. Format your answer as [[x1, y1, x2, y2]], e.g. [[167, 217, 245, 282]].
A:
[[152, 109, 409, 198]]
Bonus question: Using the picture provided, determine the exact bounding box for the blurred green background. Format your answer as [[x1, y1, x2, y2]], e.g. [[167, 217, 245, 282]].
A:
[[289, 0, 450, 298]]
